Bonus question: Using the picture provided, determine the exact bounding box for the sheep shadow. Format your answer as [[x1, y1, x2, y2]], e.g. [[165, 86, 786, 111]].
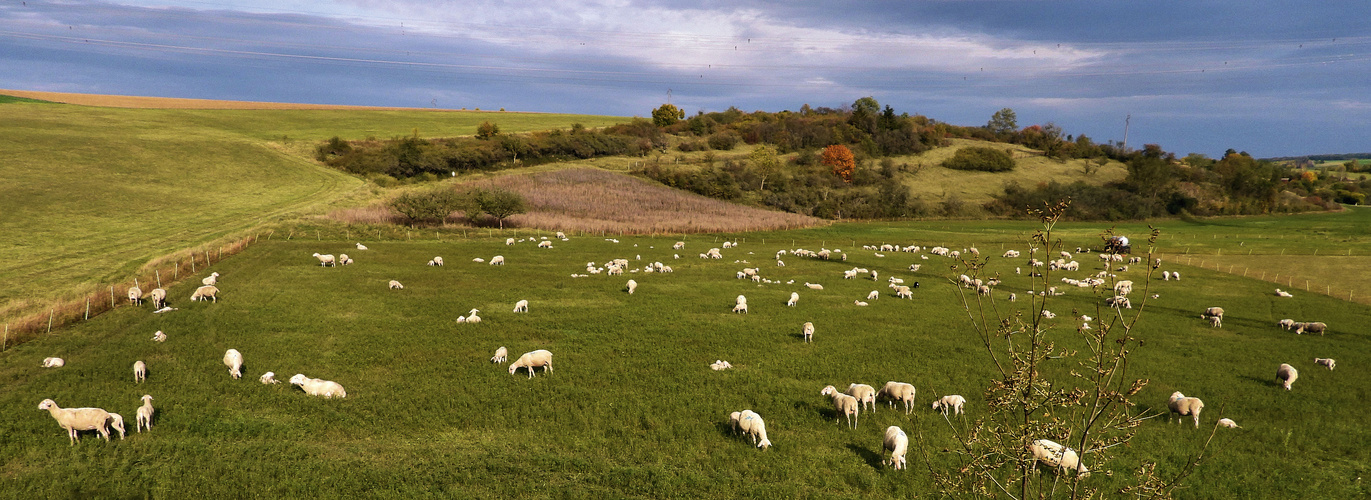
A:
[[846, 443, 885, 469], [1239, 374, 1280, 389]]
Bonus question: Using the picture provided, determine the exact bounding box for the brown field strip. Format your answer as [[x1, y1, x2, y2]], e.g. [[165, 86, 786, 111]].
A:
[[0, 89, 485, 111]]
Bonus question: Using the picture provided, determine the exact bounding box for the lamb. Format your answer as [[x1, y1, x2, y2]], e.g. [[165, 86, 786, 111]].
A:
[[847, 383, 877, 412], [190, 285, 219, 302], [776, 260, 785, 267], [556, 232, 566, 239], [1207, 315, 1222, 328], [202, 272, 220, 286], [42, 357, 65, 368], [389, 280, 404, 289], [1167, 391, 1204, 428], [802, 321, 814, 343], [428, 256, 444, 266], [854, 300, 869, 306], [339, 254, 352, 265], [932, 395, 966, 416], [513, 299, 529, 313], [508, 349, 553, 378], [805, 282, 823, 290], [1172, 271, 1181, 280], [709, 360, 733, 371], [149, 288, 167, 308], [786, 292, 799, 307], [490, 346, 508, 364], [135, 394, 154, 432], [736, 410, 772, 449], [152, 330, 166, 342], [1105, 296, 1132, 309], [1315, 357, 1336, 370], [626, 279, 637, 295], [895, 286, 913, 299], [506, 238, 515, 245], [223, 349, 243, 379], [1003, 250, 1021, 258], [133, 360, 146, 383], [127, 286, 143, 305], [821, 385, 860, 428], [1114, 280, 1134, 296], [878, 381, 918, 414], [39, 399, 111, 445], [1278, 319, 1295, 330], [538, 241, 553, 248], [732, 295, 748, 314], [1202, 307, 1224, 320], [1163, 271, 1172, 280], [108, 413, 126, 440], [312, 253, 336, 267], [884, 426, 909, 470], [1295, 321, 1327, 336], [356, 242, 368, 250], [466, 309, 481, 323], [490, 255, 505, 265], [1276, 363, 1298, 390], [260, 371, 279, 384], [867, 290, 880, 301], [1029, 439, 1090, 477], [289, 374, 348, 398], [673, 241, 685, 250], [1217, 418, 1241, 428]]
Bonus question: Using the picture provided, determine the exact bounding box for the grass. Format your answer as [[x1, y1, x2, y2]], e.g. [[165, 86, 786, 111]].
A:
[[1, 217, 1367, 498], [891, 138, 1129, 203]]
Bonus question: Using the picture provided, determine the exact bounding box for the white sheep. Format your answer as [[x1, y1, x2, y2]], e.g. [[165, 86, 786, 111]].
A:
[[1163, 271, 1172, 280], [932, 395, 966, 416], [108, 413, 126, 440], [223, 349, 243, 379], [312, 253, 336, 267], [190, 285, 219, 302], [513, 299, 529, 313], [389, 280, 404, 289], [356, 242, 368, 250], [133, 360, 146, 383], [1217, 418, 1241, 429], [538, 241, 553, 248], [1275, 288, 1293, 298], [466, 309, 481, 323], [473, 258, 485, 263], [847, 383, 877, 412], [854, 300, 868, 306], [878, 381, 917, 414], [821, 385, 860, 428], [1029, 439, 1089, 477], [428, 256, 445, 266], [626, 279, 637, 295], [1202, 307, 1224, 321], [709, 359, 733, 371], [127, 286, 143, 305], [508, 349, 553, 378], [39, 399, 111, 445], [1173, 271, 1181, 280], [867, 290, 880, 301], [1295, 321, 1327, 336], [673, 241, 685, 250], [202, 272, 220, 286], [733, 295, 748, 314], [786, 292, 799, 307], [42, 357, 65, 368], [1207, 315, 1222, 328], [1278, 319, 1295, 330], [260, 371, 280, 384], [289, 374, 348, 398], [149, 288, 167, 308], [1314, 357, 1335, 370], [490, 255, 505, 265], [486, 346, 508, 364], [805, 282, 823, 290], [152, 330, 166, 342], [884, 426, 909, 470], [1277, 363, 1298, 390], [776, 260, 784, 267], [136, 394, 154, 432], [339, 254, 352, 265], [736, 410, 772, 449], [802, 321, 814, 343], [1167, 391, 1204, 428], [506, 238, 515, 245]]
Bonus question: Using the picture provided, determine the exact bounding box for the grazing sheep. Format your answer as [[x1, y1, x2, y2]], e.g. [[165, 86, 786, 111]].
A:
[[1278, 319, 1295, 330], [733, 295, 748, 314], [127, 286, 143, 305], [673, 241, 685, 250], [1276, 363, 1298, 390], [1163, 271, 1172, 280], [490, 255, 505, 265], [42, 357, 65, 368], [1173, 272, 1181, 280], [867, 290, 880, 301], [312, 253, 336, 267], [709, 360, 733, 371], [466, 309, 481, 323], [884, 426, 909, 470], [847, 383, 877, 412], [802, 321, 814, 343], [821, 385, 860, 429], [260, 372, 279, 384], [223, 349, 243, 379], [895, 286, 913, 299], [878, 382, 918, 414], [787, 292, 799, 307], [428, 256, 445, 266], [1009, 293, 1017, 302], [1295, 321, 1327, 336], [776, 260, 785, 267], [149, 288, 167, 308], [1105, 296, 1132, 309], [736, 410, 772, 449], [388, 280, 404, 290], [190, 285, 219, 302], [538, 241, 553, 248], [1029, 439, 1090, 477], [932, 395, 966, 416], [513, 299, 529, 313], [1315, 357, 1335, 370], [625, 279, 638, 295], [108, 413, 126, 440], [356, 243, 368, 250], [490, 346, 508, 364], [136, 394, 155, 432], [289, 374, 348, 398], [38, 399, 111, 445], [1202, 307, 1224, 320], [508, 349, 553, 378], [556, 231, 566, 239], [202, 272, 220, 286], [133, 360, 146, 383], [505, 238, 515, 245], [152, 330, 166, 342], [1218, 418, 1241, 429], [1167, 391, 1204, 428]]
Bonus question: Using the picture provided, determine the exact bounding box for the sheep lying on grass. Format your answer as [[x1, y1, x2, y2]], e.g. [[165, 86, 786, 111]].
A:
[[133, 361, 146, 383], [508, 350, 553, 378], [1275, 288, 1293, 298], [854, 300, 868, 306], [736, 410, 772, 449], [149, 288, 167, 309], [709, 360, 733, 371], [356, 243, 368, 250], [1167, 391, 1204, 428], [338, 254, 352, 265], [152, 330, 166, 342], [389, 280, 404, 289], [884, 426, 908, 470], [108, 413, 126, 439], [506, 238, 515, 245], [42, 357, 64, 368], [1277, 363, 1298, 390], [223, 349, 243, 379], [136, 394, 154, 432], [491, 347, 508, 364], [932, 395, 966, 416], [312, 253, 336, 267], [1218, 418, 1241, 428], [1029, 439, 1089, 477], [202, 272, 220, 286], [513, 300, 528, 313], [260, 372, 279, 384], [878, 382, 917, 414], [466, 309, 481, 323], [190, 285, 219, 302], [290, 374, 347, 398], [39, 399, 111, 445], [804, 282, 823, 290], [820, 385, 860, 429], [1315, 357, 1336, 370]]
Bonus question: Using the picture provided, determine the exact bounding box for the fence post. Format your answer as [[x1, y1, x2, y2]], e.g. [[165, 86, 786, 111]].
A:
[[85, 299, 90, 320], [156, 270, 162, 289], [47, 309, 54, 334], [110, 286, 115, 308]]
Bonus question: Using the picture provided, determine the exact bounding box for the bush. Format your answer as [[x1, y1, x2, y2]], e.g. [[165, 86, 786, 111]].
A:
[[388, 188, 465, 226], [676, 140, 708, 152], [942, 146, 1016, 172], [468, 188, 528, 229], [707, 131, 741, 151], [476, 121, 500, 140]]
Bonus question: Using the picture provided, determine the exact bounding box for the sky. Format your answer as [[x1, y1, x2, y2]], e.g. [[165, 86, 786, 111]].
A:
[[3, 0, 1370, 158]]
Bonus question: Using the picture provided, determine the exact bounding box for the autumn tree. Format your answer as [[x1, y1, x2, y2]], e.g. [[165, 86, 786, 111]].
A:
[[822, 144, 855, 182], [652, 103, 685, 127], [476, 121, 500, 140]]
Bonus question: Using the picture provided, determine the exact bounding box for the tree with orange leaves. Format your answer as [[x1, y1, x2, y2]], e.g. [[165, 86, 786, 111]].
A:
[[822, 144, 855, 182]]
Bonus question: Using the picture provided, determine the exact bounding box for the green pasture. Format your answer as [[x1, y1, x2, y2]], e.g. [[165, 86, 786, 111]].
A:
[[1, 224, 1367, 498]]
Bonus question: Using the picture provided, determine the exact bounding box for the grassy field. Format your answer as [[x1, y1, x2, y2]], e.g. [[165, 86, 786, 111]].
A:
[[1, 217, 1367, 498]]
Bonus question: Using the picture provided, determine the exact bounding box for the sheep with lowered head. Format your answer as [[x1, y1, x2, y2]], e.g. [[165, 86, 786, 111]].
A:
[[508, 349, 553, 378], [489, 255, 505, 265], [884, 426, 909, 470], [260, 372, 280, 384], [736, 410, 772, 449], [223, 349, 243, 379], [801, 321, 814, 343], [878, 381, 917, 414], [38, 399, 111, 445], [1314, 357, 1335, 370], [513, 299, 528, 313], [1277, 363, 1298, 390], [290, 374, 347, 398], [428, 256, 444, 266], [786, 292, 799, 307], [190, 285, 219, 302], [847, 383, 877, 412], [1029, 439, 1089, 477], [389, 280, 404, 289], [626, 279, 637, 295], [149, 288, 167, 308], [1295, 321, 1327, 336], [1167, 391, 1204, 428], [491, 346, 508, 364], [108, 413, 127, 440], [932, 395, 966, 416], [127, 286, 143, 305], [732, 295, 748, 314]]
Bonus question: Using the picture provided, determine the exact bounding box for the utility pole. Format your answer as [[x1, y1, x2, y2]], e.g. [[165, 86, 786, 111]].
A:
[[667, 89, 672, 105], [1123, 114, 1131, 151]]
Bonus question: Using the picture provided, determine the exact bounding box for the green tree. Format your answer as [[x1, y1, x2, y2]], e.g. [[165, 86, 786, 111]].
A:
[[987, 107, 1018, 135], [388, 188, 465, 226], [849, 97, 880, 134], [476, 121, 500, 140], [851, 96, 879, 117], [470, 188, 528, 229], [748, 144, 781, 190], [652, 103, 685, 127]]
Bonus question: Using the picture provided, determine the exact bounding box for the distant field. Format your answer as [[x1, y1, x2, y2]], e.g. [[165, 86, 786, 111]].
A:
[[892, 138, 1129, 203]]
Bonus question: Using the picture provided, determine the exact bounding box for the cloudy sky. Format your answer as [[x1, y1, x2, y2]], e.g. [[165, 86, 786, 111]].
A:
[[3, 0, 1369, 157]]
